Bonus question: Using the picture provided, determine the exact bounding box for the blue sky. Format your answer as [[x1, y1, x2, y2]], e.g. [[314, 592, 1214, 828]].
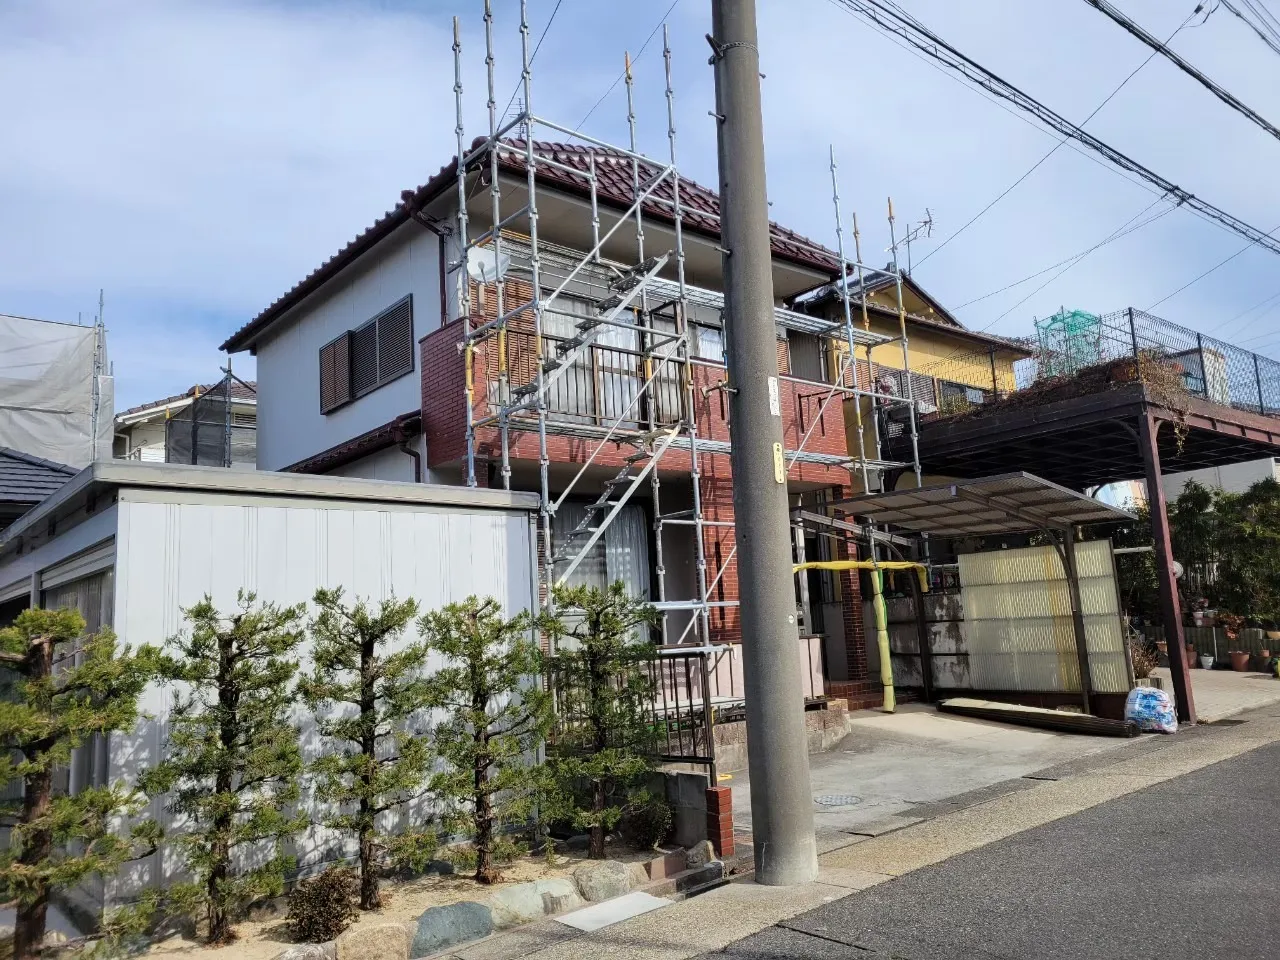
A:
[[3, 0, 1279, 409]]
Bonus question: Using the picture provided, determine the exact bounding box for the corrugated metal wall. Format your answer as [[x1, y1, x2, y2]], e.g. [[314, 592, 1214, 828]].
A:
[[960, 540, 1129, 695], [109, 495, 534, 896]]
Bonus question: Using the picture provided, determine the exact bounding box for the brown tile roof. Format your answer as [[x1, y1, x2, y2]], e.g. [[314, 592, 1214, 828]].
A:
[[222, 140, 842, 353], [118, 380, 257, 419]]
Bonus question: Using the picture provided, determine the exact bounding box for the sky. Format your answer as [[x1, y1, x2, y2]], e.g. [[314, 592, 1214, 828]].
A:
[[3, 0, 1280, 409]]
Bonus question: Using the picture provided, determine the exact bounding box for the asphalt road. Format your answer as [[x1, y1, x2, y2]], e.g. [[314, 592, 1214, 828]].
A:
[[700, 736, 1280, 960]]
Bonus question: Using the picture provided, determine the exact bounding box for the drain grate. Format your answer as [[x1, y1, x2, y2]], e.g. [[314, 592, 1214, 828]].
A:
[[814, 794, 862, 807]]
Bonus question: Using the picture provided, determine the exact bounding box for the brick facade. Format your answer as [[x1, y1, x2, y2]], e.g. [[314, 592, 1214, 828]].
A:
[[419, 317, 870, 680]]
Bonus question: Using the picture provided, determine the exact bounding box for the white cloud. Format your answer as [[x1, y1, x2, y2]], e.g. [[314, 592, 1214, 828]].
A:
[[2, 0, 1279, 409]]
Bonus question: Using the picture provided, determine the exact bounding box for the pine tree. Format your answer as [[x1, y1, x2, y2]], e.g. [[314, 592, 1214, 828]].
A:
[[138, 593, 307, 945], [0, 608, 162, 960], [299, 589, 436, 911], [419, 597, 553, 883], [545, 582, 659, 860]]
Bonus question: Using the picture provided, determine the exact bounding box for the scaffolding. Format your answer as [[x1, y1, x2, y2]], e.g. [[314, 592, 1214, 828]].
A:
[[451, 1, 925, 643]]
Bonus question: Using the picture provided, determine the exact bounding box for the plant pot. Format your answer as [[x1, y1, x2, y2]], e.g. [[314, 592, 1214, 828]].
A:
[[1266, 631, 1280, 641], [1230, 650, 1252, 671], [1200, 654, 1215, 670], [1192, 613, 1204, 627]]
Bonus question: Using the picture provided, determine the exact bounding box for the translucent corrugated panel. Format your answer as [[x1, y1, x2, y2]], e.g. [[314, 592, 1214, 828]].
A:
[[959, 540, 1128, 695]]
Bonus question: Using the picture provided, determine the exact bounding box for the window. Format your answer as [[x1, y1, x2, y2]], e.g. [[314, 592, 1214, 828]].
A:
[[319, 295, 414, 414], [787, 332, 826, 383]]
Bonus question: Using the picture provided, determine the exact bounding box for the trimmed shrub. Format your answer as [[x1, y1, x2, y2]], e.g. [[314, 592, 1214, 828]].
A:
[[286, 868, 359, 944]]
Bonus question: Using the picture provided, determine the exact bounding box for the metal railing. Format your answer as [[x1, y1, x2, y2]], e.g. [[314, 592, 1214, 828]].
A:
[[489, 330, 683, 430], [1024, 308, 1280, 415], [913, 308, 1280, 421], [544, 636, 826, 781]]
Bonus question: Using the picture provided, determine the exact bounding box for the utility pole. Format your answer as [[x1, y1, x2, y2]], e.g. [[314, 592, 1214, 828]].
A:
[[709, 0, 817, 886]]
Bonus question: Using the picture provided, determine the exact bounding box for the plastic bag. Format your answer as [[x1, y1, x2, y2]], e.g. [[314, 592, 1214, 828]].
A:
[[1125, 686, 1178, 734]]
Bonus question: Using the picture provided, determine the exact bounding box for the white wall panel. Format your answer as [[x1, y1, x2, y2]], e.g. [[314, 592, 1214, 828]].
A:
[[254, 225, 439, 472], [110, 495, 533, 895]]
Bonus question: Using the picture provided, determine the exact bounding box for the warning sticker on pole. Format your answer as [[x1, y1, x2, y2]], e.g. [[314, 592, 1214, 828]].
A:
[[767, 376, 780, 417]]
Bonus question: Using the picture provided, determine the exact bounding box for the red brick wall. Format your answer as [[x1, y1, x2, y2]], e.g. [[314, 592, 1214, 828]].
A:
[[705, 786, 734, 859], [698, 474, 740, 645]]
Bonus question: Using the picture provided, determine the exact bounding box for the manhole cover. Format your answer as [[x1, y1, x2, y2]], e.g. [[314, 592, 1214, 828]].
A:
[[814, 795, 862, 807]]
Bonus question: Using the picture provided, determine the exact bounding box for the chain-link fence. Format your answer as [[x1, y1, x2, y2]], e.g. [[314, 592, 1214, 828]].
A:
[[918, 308, 1280, 420], [164, 376, 256, 468]]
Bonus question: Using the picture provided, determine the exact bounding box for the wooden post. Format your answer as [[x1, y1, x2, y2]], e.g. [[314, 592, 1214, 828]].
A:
[[1139, 413, 1196, 723]]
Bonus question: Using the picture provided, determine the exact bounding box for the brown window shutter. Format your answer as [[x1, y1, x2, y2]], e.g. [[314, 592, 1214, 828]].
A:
[[776, 337, 790, 375], [351, 321, 378, 396], [377, 296, 414, 381], [319, 332, 352, 413]]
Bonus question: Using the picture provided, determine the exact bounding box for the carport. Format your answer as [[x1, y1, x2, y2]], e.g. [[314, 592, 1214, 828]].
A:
[[826, 472, 1136, 717]]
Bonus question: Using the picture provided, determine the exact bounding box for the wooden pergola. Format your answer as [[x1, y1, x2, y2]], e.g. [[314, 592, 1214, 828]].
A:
[[885, 380, 1280, 724]]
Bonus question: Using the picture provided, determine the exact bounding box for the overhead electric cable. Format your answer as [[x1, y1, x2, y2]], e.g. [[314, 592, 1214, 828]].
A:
[[1081, 0, 1280, 145], [1146, 222, 1280, 310], [911, 5, 1196, 269], [577, 0, 682, 129], [1215, 0, 1280, 59], [827, 0, 1280, 261]]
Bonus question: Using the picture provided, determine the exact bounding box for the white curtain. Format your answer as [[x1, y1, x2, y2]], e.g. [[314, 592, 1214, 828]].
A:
[[553, 502, 649, 601]]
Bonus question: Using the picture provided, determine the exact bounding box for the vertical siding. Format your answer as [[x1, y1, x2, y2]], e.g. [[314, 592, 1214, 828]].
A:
[[110, 495, 532, 898], [254, 225, 440, 472]]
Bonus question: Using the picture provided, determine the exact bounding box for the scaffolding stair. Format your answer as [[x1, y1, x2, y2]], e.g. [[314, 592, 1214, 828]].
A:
[[511, 253, 670, 400], [552, 425, 681, 584]]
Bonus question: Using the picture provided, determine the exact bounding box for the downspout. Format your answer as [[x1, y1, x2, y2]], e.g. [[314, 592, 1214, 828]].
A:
[[407, 203, 450, 327], [396, 432, 423, 484]]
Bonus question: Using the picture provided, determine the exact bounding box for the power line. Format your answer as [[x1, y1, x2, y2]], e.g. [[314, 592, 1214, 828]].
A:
[[914, 6, 1197, 270], [1082, 0, 1280, 145], [955, 195, 1177, 310], [1146, 222, 1280, 310], [501, 0, 566, 121], [1241, 0, 1280, 40], [1212, 288, 1280, 339], [828, 0, 1280, 261], [820, 0, 1206, 216], [980, 196, 1178, 330], [577, 0, 682, 129], [1215, 0, 1280, 58]]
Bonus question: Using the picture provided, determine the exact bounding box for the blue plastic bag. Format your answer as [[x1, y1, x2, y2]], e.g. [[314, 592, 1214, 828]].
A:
[[1125, 686, 1177, 734]]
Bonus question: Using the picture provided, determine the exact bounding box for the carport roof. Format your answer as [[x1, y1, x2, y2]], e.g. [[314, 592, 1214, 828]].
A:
[[833, 472, 1134, 537]]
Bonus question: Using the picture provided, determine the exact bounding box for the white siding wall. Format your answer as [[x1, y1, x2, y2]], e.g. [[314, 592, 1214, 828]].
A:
[[109, 492, 533, 895], [326, 444, 419, 483], [254, 225, 440, 472], [1162, 458, 1280, 498]]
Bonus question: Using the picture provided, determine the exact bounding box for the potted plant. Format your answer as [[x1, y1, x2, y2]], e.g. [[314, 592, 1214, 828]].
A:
[[1230, 649, 1252, 671], [1199, 652, 1215, 669], [1264, 619, 1280, 641]]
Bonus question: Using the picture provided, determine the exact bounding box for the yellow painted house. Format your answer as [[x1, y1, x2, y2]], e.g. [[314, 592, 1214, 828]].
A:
[[798, 270, 1033, 493]]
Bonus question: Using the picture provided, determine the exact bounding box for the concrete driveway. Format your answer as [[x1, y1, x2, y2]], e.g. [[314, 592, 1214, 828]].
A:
[[729, 704, 1130, 843]]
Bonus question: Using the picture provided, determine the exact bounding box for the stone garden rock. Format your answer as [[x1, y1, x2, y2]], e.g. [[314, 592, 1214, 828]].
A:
[[274, 945, 336, 960], [335, 922, 409, 960], [409, 901, 492, 958], [535, 877, 582, 914], [487, 882, 548, 929], [685, 840, 717, 869], [572, 860, 633, 902], [628, 861, 651, 888]]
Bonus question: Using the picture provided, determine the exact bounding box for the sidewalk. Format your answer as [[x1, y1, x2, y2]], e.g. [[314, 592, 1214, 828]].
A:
[[447, 702, 1280, 959], [728, 704, 1125, 845], [1152, 664, 1280, 721]]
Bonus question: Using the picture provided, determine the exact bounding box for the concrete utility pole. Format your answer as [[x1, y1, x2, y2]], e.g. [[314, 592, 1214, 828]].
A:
[[709, 0, 818, 886]]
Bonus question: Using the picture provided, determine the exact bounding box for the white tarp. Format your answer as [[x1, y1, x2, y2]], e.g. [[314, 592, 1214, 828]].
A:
[[0, 315, 113, 468]]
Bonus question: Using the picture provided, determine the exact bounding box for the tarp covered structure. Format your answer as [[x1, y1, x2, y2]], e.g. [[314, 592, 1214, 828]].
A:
[[0, 315, 112, 468]]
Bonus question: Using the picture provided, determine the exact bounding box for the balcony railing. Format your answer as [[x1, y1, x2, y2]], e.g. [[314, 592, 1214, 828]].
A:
[[487, 329, 684, 429]]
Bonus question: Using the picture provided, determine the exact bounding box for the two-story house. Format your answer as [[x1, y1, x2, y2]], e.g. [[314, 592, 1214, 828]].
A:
[[222, 139, 1028, 705]]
